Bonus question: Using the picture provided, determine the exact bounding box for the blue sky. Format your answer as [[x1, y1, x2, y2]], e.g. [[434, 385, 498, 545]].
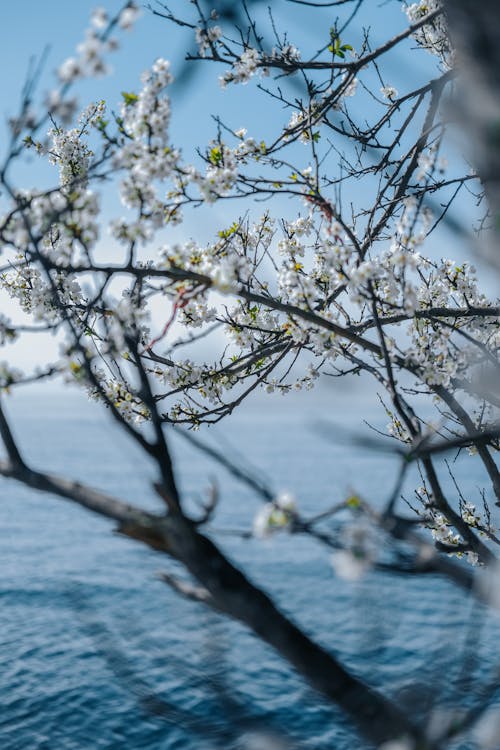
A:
[[0, 1, 479, 267], [0, 1, 410, 173], [0, 1, 489, 375], [0, 1, 461, 235], [0, 2, 413, 266]]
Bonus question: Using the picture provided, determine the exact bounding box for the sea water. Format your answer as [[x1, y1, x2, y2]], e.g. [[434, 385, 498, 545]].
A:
[[1, 384, 499, 749]]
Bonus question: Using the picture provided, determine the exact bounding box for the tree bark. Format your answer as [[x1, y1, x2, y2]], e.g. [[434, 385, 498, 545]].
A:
[[443, 1, 500, 266]]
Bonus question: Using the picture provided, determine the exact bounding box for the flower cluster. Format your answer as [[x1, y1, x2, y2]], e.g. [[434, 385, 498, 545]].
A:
[[404, 1, 453, 68], [87, 370, 150, 423], [220, 46, 263, 87], [253, 492, 297, 538], [380, 85, 398, 101], [111, 58, 182, 239], [49, 101, 105, 191], [219, 42, 302, 88], [58, 3, 140, 83], [331, 521, 377, 581], [195, 25, 222, 58]]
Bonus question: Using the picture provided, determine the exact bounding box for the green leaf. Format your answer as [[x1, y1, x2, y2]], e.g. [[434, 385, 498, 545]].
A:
[[121, 91, 139, 106], [218, 221, 239, 239], [95, 117, 109, 131], [209, 146, 223, 165], [346, 494, 361, 509]]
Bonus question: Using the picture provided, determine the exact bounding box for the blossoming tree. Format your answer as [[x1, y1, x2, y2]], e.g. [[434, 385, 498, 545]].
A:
[[0, 1, 499, 746]]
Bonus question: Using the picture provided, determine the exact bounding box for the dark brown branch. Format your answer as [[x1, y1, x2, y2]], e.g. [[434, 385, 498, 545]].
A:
[[0, 400, 26, 469]]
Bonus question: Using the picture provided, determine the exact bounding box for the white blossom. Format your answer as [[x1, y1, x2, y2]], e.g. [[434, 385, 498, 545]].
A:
[[118, 3, 141, 30], [381, 85, 398, 100]]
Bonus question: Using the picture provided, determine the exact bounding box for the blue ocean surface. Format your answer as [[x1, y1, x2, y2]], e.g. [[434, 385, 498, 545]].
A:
[[1, 383, 500, 749]]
